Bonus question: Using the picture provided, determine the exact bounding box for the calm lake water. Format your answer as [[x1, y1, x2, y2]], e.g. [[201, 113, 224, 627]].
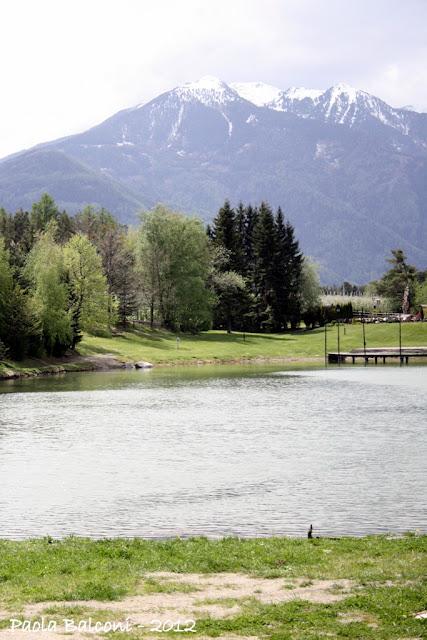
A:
[[0, 364, 426, 538]]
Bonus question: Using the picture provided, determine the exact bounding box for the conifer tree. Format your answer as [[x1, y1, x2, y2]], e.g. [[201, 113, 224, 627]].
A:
[[233, 202, 247, 276], [113, 241, 138, 327], [375, 249, 417, 312], [0, 237, 39, 359], [271, 207, 289, 330], [243, 204, 258, 284], [253, 202, 277, 330], [210, 200, 238, 271], [282, 219, 303, 329]]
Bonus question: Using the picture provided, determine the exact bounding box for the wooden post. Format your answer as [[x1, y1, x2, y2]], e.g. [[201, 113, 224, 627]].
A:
[[324, 322, 328, 367], [337, 321, 341, 365], [399, 314, 402, 367], [362, 308, 367, 366]]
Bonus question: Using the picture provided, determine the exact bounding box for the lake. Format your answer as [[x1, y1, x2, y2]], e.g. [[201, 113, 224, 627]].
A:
[[0, 364, 426, 538]]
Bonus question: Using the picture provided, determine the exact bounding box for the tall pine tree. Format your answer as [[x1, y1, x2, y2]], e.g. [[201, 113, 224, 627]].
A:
[[253, 202, 277, 330], [233, 202, 247, 276], [282, 219, 303, 329], [271, 207, 289, 331], [210, 200, 238, 272]]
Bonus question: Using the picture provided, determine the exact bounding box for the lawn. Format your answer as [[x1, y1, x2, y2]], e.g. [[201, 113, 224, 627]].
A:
[[1, 323, 426, 377], [0, 536, 425, 639], [79, 322, 427, 365]]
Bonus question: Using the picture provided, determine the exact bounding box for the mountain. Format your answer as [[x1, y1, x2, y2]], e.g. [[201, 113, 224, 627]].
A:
[[0, 147, 146, 217], [0, 75, 426, 282]]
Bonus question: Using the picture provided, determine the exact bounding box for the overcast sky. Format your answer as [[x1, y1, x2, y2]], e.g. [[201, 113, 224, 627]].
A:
[[1, 0, 426, 158]]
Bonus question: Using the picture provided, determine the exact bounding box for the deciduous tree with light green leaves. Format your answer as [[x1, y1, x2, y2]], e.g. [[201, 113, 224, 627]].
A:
[[300, 259, 321, 314], [64, 233, 110, 348], [137, 206, 212, 332], [25, 224, 71, 356], [0, 237, 39, 359]]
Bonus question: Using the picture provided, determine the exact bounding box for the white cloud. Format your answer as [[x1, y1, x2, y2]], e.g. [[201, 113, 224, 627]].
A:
[[0, 0, 426, 158]]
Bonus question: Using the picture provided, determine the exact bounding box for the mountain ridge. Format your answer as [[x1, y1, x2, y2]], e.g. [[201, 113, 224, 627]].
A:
[[0, 76, 426, 282]]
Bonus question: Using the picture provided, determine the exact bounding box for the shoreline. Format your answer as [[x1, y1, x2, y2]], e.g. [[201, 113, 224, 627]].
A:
[[0, 353, 129, 381], [2, 323, 426, 381], [0, 353, 324, 381], [0, 530, 423, 542]]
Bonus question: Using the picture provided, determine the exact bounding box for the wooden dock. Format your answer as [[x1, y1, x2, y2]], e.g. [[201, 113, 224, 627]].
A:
[[328, 347, 427, 365]]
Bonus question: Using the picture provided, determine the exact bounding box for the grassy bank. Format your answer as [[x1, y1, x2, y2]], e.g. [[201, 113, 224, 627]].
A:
[[80, 322, 427, 365], [0, 536, 425, 638], [1, 323, 426, 378], [0, 355, 121, 380]]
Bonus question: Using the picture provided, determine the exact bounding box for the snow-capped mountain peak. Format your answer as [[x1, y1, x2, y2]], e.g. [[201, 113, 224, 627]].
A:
[[229, 81, 282, 107], [134, 77, 422, 141], [282, 87, 324, 102], [329, 82, 358, 98], [173, 75, 239, 106], [321, 83, 410, 130]]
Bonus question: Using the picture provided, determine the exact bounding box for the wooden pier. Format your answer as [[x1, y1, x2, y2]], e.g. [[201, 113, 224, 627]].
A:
[[328, 347, 427, 365]]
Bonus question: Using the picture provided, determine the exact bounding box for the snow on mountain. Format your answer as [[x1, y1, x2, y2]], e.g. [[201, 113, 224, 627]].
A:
[[268, 86, 324, 114], [136, 76, 240, 112], [229, 82, 282, 107], [280, 86, 324, 102], [319, 83, 412, 132], [172, 75, 239, 106], [133, 77, 421, 138], [134, 76, 245, 144], [229, 80, 415, 134], [1, 76, 426, 282], [266, 82, 417, 134]]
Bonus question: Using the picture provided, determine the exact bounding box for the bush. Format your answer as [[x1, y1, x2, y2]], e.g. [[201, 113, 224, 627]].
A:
[[0, 339, 8, 361]]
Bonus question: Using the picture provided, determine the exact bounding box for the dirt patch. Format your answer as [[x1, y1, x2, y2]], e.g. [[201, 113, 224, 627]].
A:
[[338, 611, 378, 627], [414, 610, 427, 619], [61, 353, 128, 371], [0, 573, 355, 639]]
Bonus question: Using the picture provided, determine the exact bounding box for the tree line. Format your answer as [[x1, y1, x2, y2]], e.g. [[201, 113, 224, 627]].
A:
[[371, 249, 426, 314], [208, 201, 320, 331], [0, 194, 321, 361]]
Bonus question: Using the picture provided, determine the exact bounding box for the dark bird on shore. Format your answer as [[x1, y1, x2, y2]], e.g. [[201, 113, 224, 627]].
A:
[[308, 524, 313, 539]]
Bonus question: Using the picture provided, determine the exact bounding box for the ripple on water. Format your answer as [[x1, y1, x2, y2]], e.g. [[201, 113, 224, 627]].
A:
[[0, 365, 426, 538]]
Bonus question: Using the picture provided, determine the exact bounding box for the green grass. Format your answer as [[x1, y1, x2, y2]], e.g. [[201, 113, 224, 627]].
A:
[[0, 356, 98, 378], [190, 587, 427, 640], [78, 323, 427, 365], [0, 536, 425, 638], [0, 535, 425, 606], [140, 577, 199, 594], [1, 324, 425, 377]]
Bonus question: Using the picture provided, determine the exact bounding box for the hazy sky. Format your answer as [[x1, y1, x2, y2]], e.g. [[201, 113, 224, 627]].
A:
[[1, 0, 426, 158]]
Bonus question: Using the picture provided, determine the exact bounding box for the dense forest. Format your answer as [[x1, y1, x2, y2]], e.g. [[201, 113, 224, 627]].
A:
[[1, 194, 424, 362], [0, 195, 326, 360]]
